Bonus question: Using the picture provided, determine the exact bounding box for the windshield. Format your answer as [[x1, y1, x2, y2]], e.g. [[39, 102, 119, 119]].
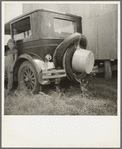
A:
[[54, 18, 77, 35]]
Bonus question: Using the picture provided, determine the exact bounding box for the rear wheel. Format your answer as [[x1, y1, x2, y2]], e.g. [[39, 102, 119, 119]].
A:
[[18, 61, 40, 94]]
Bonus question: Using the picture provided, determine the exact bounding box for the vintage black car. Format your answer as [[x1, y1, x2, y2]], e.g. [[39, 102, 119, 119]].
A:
[[5, 9, 94, 93]]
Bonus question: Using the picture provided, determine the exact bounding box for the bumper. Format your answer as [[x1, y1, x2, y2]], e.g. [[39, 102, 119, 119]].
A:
[[39, 69, 66, 85]]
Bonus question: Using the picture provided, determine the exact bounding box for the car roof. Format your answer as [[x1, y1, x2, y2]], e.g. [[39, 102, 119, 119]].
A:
[[5, 9, 81, 35]]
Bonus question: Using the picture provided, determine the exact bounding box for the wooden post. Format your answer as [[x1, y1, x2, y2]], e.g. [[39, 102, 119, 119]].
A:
[[104, 60, 112, 79]]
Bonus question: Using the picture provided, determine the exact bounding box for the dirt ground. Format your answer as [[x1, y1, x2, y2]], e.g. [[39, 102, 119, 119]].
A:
[[4, 72, 117, 115]]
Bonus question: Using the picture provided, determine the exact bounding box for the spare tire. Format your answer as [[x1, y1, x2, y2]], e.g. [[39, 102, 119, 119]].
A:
[[53, 33, 87, 68], [63, 44, 87, 82], [63, 45, 76, 81]]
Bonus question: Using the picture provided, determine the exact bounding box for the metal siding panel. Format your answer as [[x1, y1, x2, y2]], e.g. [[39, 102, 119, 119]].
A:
[[89, 4, 100, 17], [83, 17, 98, 59], [98, 10, 117, 59], [99, 4, 117, 16]]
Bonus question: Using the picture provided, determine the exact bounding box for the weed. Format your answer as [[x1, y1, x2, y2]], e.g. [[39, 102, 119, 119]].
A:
[[4, 76, 117, 115]]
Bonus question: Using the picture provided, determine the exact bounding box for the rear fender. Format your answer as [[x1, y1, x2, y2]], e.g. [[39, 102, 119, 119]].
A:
[[14, 53, 44, 83]]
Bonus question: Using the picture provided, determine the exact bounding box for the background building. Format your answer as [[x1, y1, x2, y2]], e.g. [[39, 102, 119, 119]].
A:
[[23, 3, 118, 60]]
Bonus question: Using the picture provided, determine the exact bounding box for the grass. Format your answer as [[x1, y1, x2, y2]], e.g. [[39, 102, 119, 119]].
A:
[[4, 72, 117, 115]]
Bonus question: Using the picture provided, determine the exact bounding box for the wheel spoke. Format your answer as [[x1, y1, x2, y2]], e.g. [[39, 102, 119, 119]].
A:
[[23, 70, 28, 77], [30, 82, 34, 89], [28, 68, 31, 75], [25, 68, 29, 75], [30, 70, 32, 76], [27, 69, 34, 79], [31, 80, 35, 84], [31, 77, 35, 80], [23, 75, 27, 81], [29, 83, 32, 90], [23, 74, 27, 78], [30, 73, 34, 78], [27, 82, 31, 90]]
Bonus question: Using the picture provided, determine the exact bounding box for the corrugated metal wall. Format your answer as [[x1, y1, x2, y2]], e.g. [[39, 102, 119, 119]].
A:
[[23, 3, 118, 60]]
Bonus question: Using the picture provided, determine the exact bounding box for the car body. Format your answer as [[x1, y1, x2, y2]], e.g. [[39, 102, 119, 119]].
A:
[[5, 9, 89, 93]]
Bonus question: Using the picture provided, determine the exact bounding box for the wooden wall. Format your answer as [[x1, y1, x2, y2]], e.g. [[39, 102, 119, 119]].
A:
[[22, 3, 118, 60]]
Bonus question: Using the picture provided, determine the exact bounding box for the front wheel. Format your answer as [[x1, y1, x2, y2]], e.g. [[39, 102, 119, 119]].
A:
[[18, 61, 40, 94]]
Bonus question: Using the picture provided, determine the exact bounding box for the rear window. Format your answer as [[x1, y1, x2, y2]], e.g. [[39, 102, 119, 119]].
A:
[[54, 18, 77, 34]]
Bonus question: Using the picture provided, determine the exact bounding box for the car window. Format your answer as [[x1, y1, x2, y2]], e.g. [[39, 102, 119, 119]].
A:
[[54, 18, 77, 34], [12, 17, 32, 42]]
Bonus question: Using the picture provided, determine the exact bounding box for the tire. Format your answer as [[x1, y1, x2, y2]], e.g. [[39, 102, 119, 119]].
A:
[[63, 44, 86, 82], [18, 61, 40, 94], [64, 45, 76, 81]]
